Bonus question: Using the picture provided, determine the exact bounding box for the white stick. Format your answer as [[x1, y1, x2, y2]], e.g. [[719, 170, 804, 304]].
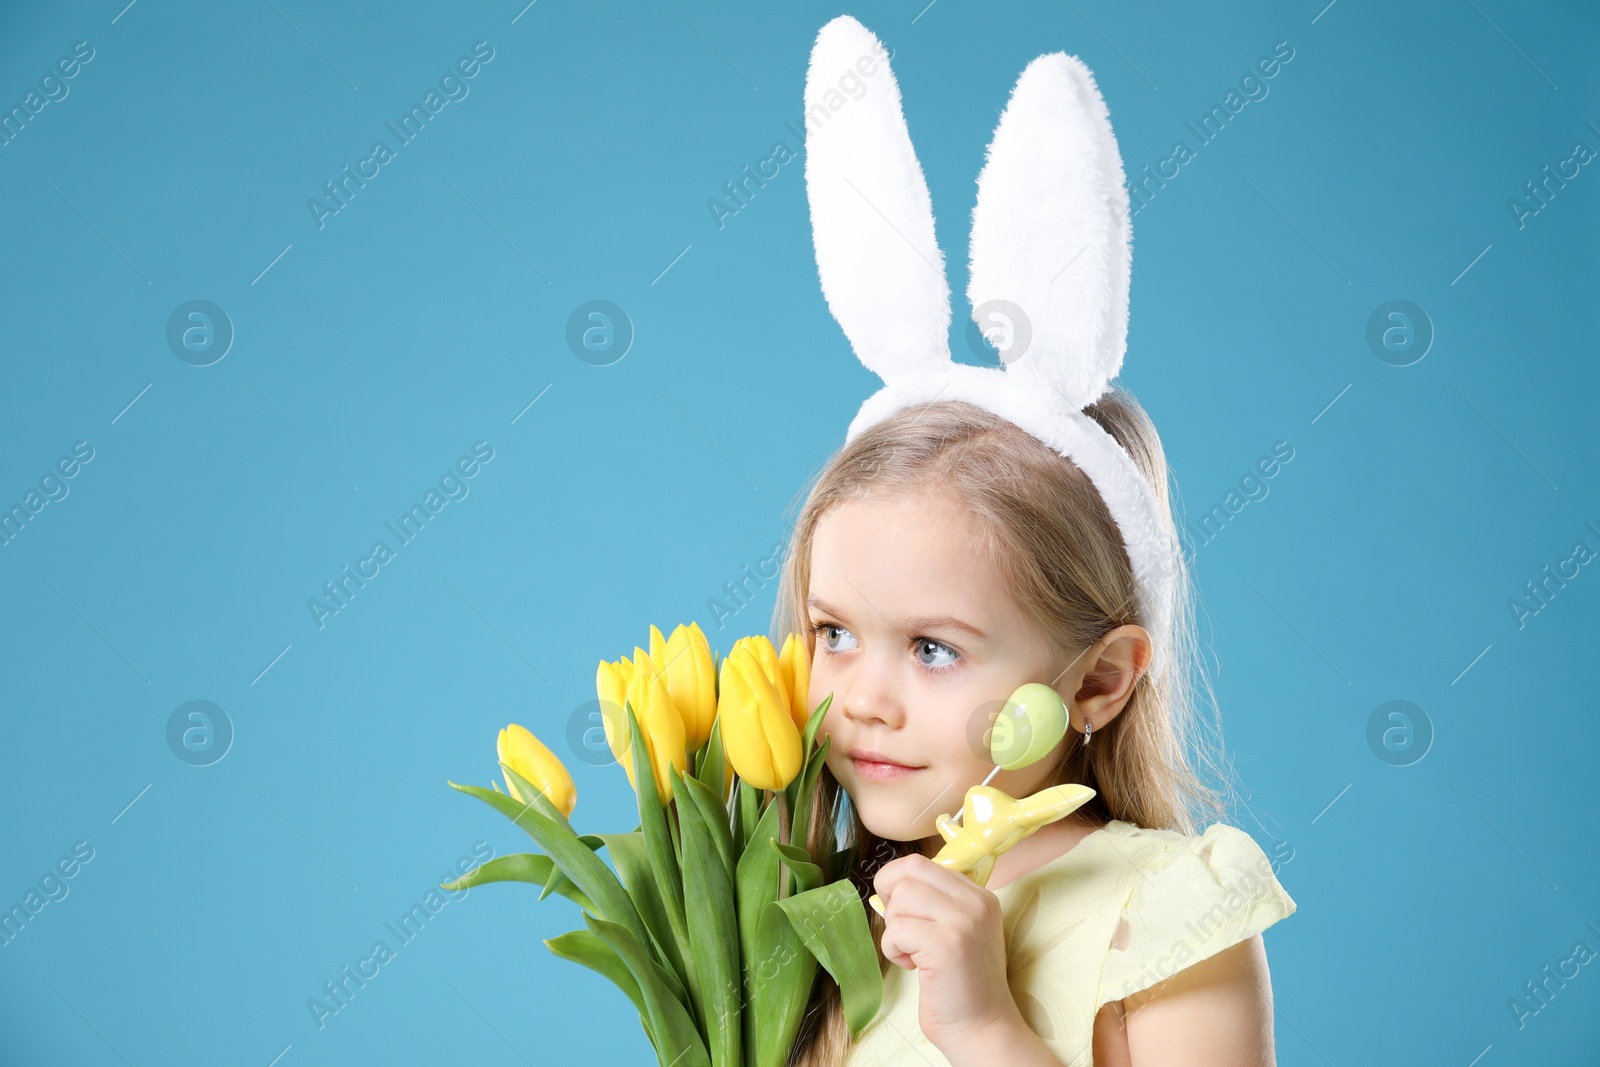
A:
[[950, 764, 1003, 825]]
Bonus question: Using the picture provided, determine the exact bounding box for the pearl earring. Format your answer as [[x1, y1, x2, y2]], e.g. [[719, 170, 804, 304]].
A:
[[1083, 717, 1093, 745]]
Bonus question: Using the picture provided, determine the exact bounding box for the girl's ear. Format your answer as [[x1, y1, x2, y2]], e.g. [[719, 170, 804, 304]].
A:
[[804, 15, 953, 385], [1069, 624, 1152, 730], [967, 52, 1133, 411]]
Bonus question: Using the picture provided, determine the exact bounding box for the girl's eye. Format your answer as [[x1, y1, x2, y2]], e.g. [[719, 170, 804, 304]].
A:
[[809, 622, 960, 674], [915, 638, 959, 671], [811, 622, 858, 653]]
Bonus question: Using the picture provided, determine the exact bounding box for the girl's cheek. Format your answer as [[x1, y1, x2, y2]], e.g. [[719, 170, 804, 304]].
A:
[[820, 742, 849, 788], [931, 700, 986, 770]]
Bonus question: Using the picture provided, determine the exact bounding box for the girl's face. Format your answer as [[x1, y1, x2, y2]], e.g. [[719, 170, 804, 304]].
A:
[[807, 490, 1075, 852]]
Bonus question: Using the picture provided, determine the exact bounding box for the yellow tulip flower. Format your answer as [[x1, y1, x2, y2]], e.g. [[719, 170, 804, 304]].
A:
[[596, 657, 631, 770], [647, 622, 717, 754], [601, 648, 689, 805], [497, 723, 577, 819], [777, 632, 813, 734], [718, 643, 803, 791], [731, 635, 790, 720]]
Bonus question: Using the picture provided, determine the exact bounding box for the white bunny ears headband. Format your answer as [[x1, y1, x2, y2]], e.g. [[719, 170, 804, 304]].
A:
[[803, 15, 1181, 680]]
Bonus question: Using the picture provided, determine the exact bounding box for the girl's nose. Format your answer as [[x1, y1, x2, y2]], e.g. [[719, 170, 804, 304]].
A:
[[840, 662, 905, 729]]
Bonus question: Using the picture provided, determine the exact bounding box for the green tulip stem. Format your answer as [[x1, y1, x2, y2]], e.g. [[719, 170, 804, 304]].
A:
[[775, 789, 791, 901], [666, 796, 682, 863]]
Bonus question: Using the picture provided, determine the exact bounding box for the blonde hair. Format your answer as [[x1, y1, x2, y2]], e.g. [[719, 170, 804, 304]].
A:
[[769, 390, 1233, 1066]]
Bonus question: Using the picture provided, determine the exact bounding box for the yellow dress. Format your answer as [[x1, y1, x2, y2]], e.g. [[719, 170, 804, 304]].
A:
[[841, 819, 1297, 1066]]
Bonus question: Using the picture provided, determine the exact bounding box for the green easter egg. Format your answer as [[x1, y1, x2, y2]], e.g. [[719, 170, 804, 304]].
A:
[[990, 683, 1069, 770]]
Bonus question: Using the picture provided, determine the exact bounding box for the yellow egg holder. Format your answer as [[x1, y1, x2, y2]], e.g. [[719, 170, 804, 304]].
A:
[[868, 782, 1096, 916], [863, 681, 1097, 916]]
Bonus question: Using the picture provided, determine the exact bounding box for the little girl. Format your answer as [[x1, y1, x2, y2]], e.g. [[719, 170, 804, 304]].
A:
[[772, 395, 1296, 1067], [773, 16, 1297, 1064]]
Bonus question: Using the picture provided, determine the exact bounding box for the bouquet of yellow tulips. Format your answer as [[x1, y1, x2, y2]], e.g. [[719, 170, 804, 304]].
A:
[[445, 622, 883, 1067]]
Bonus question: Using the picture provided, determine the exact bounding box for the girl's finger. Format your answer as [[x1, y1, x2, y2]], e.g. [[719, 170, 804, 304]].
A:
[[877, 913, 941, 970], [874, 853, 990, 917], [873, 853, 959, 901], [878, 876, 954, 923]]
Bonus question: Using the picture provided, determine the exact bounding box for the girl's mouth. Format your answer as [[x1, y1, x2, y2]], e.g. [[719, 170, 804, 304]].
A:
[[844, 751, 921, 783]]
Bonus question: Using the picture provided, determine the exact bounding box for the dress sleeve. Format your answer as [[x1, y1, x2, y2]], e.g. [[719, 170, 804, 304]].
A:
[[1094, 822, 1296, 1011]]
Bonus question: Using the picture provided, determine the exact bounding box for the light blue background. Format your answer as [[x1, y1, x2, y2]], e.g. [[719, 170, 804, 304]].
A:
[[2, 1, 1596, 1064]]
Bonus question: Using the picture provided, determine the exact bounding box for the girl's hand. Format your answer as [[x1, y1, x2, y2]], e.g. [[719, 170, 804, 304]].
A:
[[872, 853, 1026, 1052]]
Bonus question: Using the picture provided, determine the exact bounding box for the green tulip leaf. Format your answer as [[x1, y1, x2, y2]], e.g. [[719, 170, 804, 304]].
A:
[[734, 796, 783, 949], [734, 796, 799, 1067], [769, 840, 823, 897], [748, 898, 818, 1067], [678, 773, 736, 885], [544, 928, 648, 1021], [498, 760, 578, 828], [541, 835, 603, 903], [447, 779, 652, 957], [674, 767, 742, 1067], [623, 700, 693, 994], [772, 881, 884, 1039], [593, 830, 689, 996], [735, 780, 761, 857], [441, 852, 598, 913], [696, 713, 729, 807], [800, 692, 834, 762], [783, 694, 833, 821], [786, 735, 832, 862], [585, 913, 712, 1067]]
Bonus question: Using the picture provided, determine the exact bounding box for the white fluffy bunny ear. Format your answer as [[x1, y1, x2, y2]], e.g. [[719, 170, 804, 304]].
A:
[[805, 15, 952, 382], [968, 53, 1132, 409]]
